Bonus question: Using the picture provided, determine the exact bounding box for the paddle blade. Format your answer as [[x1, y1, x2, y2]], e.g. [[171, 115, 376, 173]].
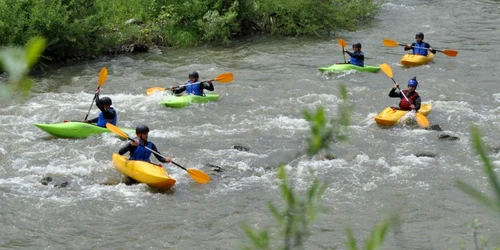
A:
[[416, 113, 430, 128], [383, 38, 399, 47], [98, 67, 108, 87], [338, 38, 347, 48], [187, 168, 210, 184], [213, 72, 234, 83], [440, 49, 458, 57], [106, 123, 130, 139], [380, 63, 393, 78], [146, 87, 166, 96]]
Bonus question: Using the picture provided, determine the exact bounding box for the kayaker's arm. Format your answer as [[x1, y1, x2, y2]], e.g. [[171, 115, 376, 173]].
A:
[[118, 143, 134, 155], [171, 86, 186, 95], [150, 143, 171, 163], [414, 96, 421, 111], [425, 43, 437, 54], [202, 81, 214, 91], [404, 43, 415, 51], [345, 51, 364, 60], [389, 86, 401, 98]]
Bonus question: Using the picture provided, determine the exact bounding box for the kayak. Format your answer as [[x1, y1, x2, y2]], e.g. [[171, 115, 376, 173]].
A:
[[159, 94, 219, 108], [112, 153, 176, 190], [374, 103, 432, 126], [34, 122, 134, 138], [400, 53, 434, 67], [318, 63, 380, 73]]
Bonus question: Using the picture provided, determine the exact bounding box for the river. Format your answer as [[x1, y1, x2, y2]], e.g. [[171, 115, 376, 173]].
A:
[[1, 0, 500, 249]]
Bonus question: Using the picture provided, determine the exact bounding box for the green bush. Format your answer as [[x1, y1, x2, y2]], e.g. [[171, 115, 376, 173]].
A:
[[0, 0, 383, 61]]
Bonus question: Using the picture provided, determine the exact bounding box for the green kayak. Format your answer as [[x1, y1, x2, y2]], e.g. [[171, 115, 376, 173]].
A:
[[318, 63, 380, 73], [159, 94, 220, 108], [34, 122, 134, 138]]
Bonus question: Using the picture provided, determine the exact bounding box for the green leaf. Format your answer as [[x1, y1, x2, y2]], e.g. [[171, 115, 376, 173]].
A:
[[25, 36, 47, 69]]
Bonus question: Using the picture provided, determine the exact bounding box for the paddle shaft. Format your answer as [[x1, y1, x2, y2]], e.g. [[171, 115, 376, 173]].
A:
[[84, 89, 99, 121], [125, 137, 185, 169], [388, 77, 415, 108]]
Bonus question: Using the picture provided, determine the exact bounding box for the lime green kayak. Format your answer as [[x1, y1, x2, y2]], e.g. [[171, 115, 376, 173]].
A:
[[34, 122, 134, 138], [319, 63, 380, 73], [159, 94, 220, 108]]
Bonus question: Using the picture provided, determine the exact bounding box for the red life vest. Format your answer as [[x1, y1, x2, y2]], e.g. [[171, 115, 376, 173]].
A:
[[399, 90, 419, 110]]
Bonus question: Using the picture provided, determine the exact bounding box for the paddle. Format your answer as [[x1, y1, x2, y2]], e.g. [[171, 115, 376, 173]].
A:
[[84, 67, 108, 121], [380, 63, 430, 128], [382, 38, 458, 57], [338, 38, 347, 63], [146, 72, 234, 96], [105, 123, 210, 184]]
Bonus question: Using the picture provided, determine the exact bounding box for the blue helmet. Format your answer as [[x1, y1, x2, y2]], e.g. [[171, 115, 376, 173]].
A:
[[408, 76, 418, 89]]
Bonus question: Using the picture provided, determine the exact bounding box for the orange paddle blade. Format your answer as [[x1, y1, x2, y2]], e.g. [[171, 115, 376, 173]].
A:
[[383, 38, 400, 47], [106, 123, 130, 139], [380, 63, 393, 78], [213, 72, 234, 83], [416, 113, 430, 128], [146, 87, 166, 96], [187, 169, 210, 184], [98, 67, 108, 87], [338, 38, 347, 48], [440, 49, 458, 57]]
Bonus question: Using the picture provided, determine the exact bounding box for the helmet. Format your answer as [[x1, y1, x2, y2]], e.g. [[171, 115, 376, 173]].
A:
[[415, 32, 424, 39], [135, 125, 150, 134], [408, 76, 418, 89], [100, 97, 112, 105], [188, 71, 199, 78], [352, 42, 362, 49]]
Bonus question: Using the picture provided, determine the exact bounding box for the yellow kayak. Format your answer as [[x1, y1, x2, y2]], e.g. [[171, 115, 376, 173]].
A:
[[112, 153, 176, 190], [374, 103, 432, 126], [400, 53, 434, 67]]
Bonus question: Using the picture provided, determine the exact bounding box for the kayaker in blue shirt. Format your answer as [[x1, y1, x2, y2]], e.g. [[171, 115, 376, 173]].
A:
[[404, 32, 436, 56], [389, 76, 421, 111], [169, 71, 214, 96], [345, 43, 364, 67], [118, 125, 172, 164], [84, 89, 117, 127]]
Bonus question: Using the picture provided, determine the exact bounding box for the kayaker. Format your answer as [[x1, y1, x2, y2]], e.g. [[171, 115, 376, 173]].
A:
[[118, 125, 172, 164], [389, 76, 421, 111], [169, 71, 214, 96], [84, 89, 117, 127], [345, 43, 364, 67], [404, 32, 436, 56]]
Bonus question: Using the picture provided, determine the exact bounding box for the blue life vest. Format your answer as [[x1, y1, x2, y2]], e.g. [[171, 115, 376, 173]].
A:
[[185, 81, 203, 96], [349, 51, 364, 67], [129, 141, 153, 162], [413, 42, 428, 56], [96, 107, 117, 127]]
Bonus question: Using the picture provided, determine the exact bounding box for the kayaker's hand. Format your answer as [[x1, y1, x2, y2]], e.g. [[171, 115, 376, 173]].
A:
[[169, 86, 175, 91], [207, 80, 212, 84], [95, 88, 100, 94], [410, 104, 415, 110], [164, 157, 172, 163], [131, 140, 139, 146], [393, 84, 399, 89], [83, 120, 89, 123], [405, 44, 412, 49]]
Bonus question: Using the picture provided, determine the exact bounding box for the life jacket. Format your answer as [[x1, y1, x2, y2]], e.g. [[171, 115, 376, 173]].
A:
[[185, 81, 203, 96], [399, 90, 419, 110], [413, 42, 428, 56], [349, 51, 364, 67], [96, 107, 117, 127], [129, 140, 153, 162]]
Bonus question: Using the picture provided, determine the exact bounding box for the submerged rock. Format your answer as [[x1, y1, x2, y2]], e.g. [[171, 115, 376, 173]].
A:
[[40, 176, 69, 188], [426, 124, 443, 131], [414, 152, 437, 158], [438, 134, 460, 141], [230, 144, 250, 152], [206, 163, 223, 172]]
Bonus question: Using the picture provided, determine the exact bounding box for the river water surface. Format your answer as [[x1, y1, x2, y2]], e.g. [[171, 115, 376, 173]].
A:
[[2, 0, 500, 249]]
